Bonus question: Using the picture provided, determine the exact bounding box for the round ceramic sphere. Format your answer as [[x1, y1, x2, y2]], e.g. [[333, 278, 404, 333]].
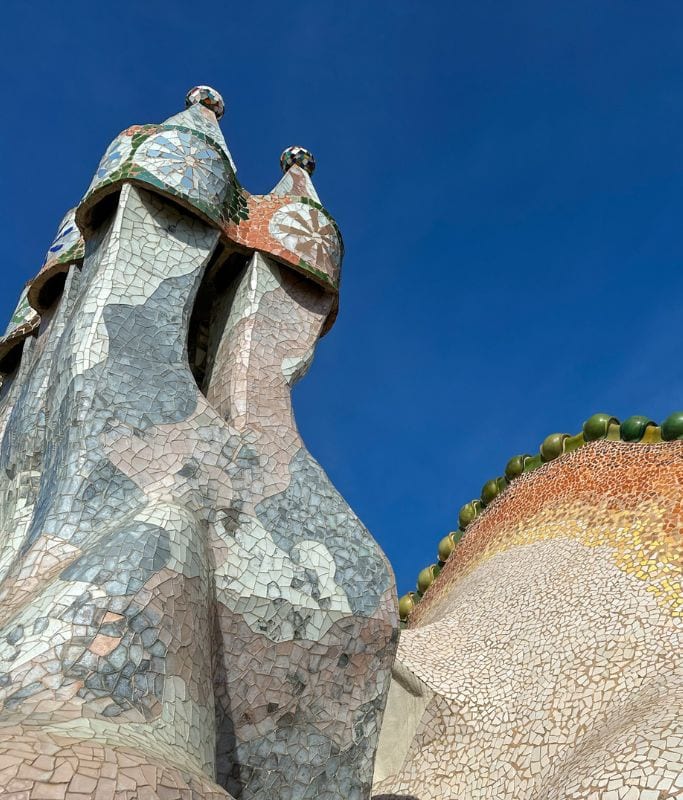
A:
[[437, 534, 455, 562], [185, 86, 225, 120], [661, 411, 683, 441], [620, 415, 656, 442], [398, 592, 417, 621], [540, 432, 569, 462], [505, 454, 530, 482], [438, 529, 464, 562], [417, 564, 440, 594], [280, 145, 316, 175], [458, 500, 481, 530], [481, 478, 501, 507], [583, 413, 619, 442]]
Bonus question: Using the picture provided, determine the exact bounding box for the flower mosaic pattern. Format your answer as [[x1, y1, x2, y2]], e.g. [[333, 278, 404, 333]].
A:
[[269, 202, 341, 270], [136, 130, 228, 206]]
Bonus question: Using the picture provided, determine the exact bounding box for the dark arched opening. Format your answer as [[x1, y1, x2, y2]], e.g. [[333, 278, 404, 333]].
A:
[[188, 247, 249, 395]]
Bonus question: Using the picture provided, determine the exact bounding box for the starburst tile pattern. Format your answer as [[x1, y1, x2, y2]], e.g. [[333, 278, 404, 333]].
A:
[[81, 109, 235, 231], [269, 201, 341, 269], [136, 130, 229, 205], [75, 92, 343, 303]]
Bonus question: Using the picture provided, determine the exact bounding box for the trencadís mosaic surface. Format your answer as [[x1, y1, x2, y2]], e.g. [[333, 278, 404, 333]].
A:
[[374, 433, 683, 799], [0, 84, 681, 800], [399, 412, 683, 622], [0, 88, 397, 799]]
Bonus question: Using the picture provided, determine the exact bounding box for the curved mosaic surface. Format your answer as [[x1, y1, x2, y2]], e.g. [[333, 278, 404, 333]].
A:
[[269, 201, 342, 272], [135, 130, 229, 205], [76, 93, 343, 304], [0, 288, 40, 366], [4, 83, 678, 800], [43, 209, 83, 266], [401, 412, 683, 620], [81, 117, 236, 230], [0, 91, 397, 798], [374, 441, 683, 799], [27, 209, 85, 315], [92, 132, 136, 184], [280, 146, 316, 176], [185, 85, 225, 120], [3, 289, 37, 340]]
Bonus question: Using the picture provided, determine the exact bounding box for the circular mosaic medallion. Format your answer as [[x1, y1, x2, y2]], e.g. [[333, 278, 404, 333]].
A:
[[269, 202, 341, 269], [135, 130, 229, 206]]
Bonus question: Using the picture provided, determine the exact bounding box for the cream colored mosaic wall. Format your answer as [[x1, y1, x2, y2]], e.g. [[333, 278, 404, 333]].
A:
[[374, 441, 682, 799]]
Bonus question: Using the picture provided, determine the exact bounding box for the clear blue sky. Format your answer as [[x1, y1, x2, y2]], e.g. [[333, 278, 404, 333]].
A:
[[2, 1, 683, 596]]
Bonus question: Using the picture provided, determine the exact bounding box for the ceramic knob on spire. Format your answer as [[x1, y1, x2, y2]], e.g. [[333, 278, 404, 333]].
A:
[[280, 145, 316, 175], [185, 85, 225, 120]]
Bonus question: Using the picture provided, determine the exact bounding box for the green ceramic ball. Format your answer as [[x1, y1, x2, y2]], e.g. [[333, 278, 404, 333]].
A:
[[458, 500, 480, 529], [438, 529, 465, 561], [417, 564, 439, 594], [540, 433, 568, 462], [661, 411, 683, 441], [480, 478, 501, 506], [437, 534, 454, 562], [505, 454, 528, 482], [398, 592, 416, 621], [583, 413, 619, 442], [620, 415, 656, 442]]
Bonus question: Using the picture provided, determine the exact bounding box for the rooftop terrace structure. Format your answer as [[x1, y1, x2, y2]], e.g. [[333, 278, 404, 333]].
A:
[[0, 87, 681, 800]]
